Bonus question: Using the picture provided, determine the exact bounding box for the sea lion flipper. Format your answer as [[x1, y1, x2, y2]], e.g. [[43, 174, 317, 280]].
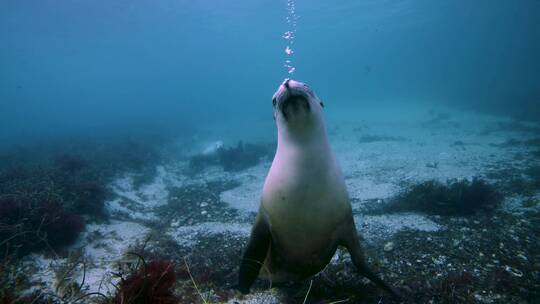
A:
[[342, 224, 404, 300], [237, 214, 271, 294]]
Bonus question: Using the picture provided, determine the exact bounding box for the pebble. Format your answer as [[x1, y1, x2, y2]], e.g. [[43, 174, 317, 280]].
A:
[[201, 210, 208, 216], [517, 253, 527, 261], [504, 265, 523, 277], [384, 242, 394, 252]]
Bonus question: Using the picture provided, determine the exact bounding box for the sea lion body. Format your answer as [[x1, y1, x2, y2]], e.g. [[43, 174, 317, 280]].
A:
[[260, 116, 350, 281], [237, 79, 400, 298]]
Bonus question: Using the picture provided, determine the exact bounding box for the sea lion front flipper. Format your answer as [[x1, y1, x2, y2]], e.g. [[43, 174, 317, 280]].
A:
[[341, 221, 404, 301], [237, 213, 271, 294]]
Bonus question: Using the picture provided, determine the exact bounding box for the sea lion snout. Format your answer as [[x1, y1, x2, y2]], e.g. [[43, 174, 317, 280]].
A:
[[272, 79, 314, 121], [283, 78, 291, 89], [280, 78, 302, 91]]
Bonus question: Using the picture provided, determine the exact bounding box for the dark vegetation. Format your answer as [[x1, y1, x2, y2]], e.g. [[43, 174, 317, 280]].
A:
[[422, 111, 460, 129], [0, 195, 85, 257], [485, 162, 540, 199], [112, 258, 178, 304], [0, 135, 167, 303], [358, 135, 406, 143], [525, 165, 540, 189], [372, 178, 502, 216], [490, 137, 540, 148], [189, 141, 273, 173], [0, 136, 166, 256], [482, 120, 540, 135]]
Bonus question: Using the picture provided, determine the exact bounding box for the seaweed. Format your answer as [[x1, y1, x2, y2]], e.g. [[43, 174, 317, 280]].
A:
[[113, 260, 178, 304], [490, 138, 523, 148], [377, 178, 502, 216], [491, 137, 540, 148], [188, 154, 218, 173], [422, 112, 459, 129], [358, 135, 406, 143], [524, 165, 540, 189], [0, 195, 85, 257], [523, 197, 540, 208], [61, 179, 108, 219], [189, 141, 273, 173], [217, 141, 267, 172], [487, 121, 540, 135], [54, 154, 86, 174]]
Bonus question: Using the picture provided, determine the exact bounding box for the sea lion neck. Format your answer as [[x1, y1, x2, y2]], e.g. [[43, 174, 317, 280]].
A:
[[276, 119, 330, 154]]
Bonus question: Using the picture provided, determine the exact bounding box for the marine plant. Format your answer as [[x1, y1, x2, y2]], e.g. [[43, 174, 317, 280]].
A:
[[379, 178, 502, 216], [0, 193, 85, 257], [54, 154, 86, 174], [189, 141, 273, 173], [60, 178, 107, 219], [217, 141, 263, 171], [358, 135, 406, 143], [524, 165, 540, 189], [523, 197, 539, 208], [113, 258, 178, 304]]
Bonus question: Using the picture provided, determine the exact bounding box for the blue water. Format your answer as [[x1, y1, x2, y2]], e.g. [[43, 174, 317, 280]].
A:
[[1, 2, 540, 302], [1, 0, 539, 147]]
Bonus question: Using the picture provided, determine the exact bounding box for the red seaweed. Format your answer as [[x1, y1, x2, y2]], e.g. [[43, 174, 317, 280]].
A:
[[114, 260, 178, 304]]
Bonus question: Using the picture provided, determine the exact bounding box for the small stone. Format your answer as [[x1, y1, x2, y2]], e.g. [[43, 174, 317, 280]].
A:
[[517, 254, 527, 261], [504, 265, 523, 277], [201, 210, 208, 215], [384, 242, 394, 252], [200, 202, 208, 207]]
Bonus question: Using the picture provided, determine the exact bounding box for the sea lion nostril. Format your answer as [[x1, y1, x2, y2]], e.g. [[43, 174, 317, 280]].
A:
[[284, 79, 290, 89]]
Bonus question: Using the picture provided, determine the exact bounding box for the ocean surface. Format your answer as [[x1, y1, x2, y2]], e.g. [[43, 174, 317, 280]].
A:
[[0, 1, 539, 303]]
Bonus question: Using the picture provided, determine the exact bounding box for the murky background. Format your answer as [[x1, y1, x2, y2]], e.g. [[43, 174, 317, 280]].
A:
[[1, 0, 539, 146], [0, 1, 539, 303]]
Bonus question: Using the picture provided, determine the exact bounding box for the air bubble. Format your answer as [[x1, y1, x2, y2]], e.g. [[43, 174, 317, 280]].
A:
[[282, 0, 297, 76]]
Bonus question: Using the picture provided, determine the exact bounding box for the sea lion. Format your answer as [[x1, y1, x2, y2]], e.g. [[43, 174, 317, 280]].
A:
[[237, 79, 401, 298]]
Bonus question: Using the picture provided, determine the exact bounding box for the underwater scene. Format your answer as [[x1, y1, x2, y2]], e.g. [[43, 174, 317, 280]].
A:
[[1, 1, 539, 303]]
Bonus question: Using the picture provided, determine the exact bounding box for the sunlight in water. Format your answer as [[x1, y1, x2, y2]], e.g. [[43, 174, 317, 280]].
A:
[[283, 0, 298, 75]]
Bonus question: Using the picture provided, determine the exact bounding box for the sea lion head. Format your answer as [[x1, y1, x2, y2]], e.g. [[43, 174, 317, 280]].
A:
[[271, 79, 325, 136]]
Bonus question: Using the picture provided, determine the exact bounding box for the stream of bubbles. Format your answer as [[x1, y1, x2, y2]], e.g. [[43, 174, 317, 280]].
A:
[[283, 0, 298, 76]]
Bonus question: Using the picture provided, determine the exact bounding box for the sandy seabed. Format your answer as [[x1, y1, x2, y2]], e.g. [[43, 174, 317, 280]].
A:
[[25, 105, 540, 303]]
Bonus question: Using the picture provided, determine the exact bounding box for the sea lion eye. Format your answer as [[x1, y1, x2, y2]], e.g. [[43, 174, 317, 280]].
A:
[[320, 101, 325, 108], [272, 97, 277, 106]]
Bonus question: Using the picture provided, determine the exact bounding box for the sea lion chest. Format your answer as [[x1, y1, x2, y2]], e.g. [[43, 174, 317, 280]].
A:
[[261, 143, 350, 257]]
